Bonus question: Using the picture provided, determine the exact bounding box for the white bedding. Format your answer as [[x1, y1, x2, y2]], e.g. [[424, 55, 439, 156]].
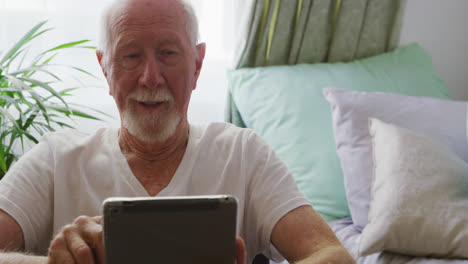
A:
[[271, 217, 468, 264]]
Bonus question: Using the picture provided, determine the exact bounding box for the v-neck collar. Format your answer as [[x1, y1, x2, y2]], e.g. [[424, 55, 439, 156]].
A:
[[109, 125, 200, 197]]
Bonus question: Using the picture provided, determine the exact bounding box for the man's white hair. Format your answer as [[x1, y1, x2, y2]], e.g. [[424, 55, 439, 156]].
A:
[[97, 0, 199, 54]]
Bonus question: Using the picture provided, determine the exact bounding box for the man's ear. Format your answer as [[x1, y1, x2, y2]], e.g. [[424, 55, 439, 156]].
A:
[[96, 50, 108, 78], [193, 43, 206, 90], [97, 50, 113, 96]]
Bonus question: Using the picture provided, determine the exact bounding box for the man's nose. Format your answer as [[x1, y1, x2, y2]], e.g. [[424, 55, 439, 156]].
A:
[[139, 56, 164, 88]]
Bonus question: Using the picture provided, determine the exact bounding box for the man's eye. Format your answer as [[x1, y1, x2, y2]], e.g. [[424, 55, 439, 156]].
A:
[[161, 50, 176, 56], [159, 50, 181, 66], [118, 53, 142, 69], [126, 54, 140, 58]]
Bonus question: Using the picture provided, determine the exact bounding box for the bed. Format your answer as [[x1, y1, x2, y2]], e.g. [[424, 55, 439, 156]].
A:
[[272, 217, 468, 264], [326, 218, 468, 264], [227, 43, 468, 263]]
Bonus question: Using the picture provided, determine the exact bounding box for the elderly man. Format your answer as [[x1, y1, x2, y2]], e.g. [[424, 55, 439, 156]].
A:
[[0, 0, 354, 263]]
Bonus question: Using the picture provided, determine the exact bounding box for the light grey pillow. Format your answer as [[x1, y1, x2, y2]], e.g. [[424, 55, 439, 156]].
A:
[[360, 118, 468, 258], [323, 87, 468, 231]]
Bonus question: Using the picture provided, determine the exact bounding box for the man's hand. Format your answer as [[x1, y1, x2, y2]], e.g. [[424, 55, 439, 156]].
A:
[[48, 216, 104, 264], [47, 215, 246, 264], [235, 237, 247, 264]]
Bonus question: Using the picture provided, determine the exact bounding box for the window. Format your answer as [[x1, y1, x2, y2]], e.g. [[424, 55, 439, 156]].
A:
[[0, 0, 244, 131]]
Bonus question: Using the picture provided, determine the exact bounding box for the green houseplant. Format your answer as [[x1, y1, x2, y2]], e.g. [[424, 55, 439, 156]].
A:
[[0, 21, 106, 179]]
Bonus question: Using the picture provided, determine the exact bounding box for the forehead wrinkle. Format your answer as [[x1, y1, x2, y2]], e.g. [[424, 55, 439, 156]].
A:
[[108, 1, 190, 45], [112, 20, 188, 50], [116, 37, 183, 52], [114, 25, 185, 47], [113, 22, 189, 55]]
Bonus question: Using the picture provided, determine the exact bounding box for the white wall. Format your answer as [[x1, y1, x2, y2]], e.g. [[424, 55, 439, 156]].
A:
[[0, 0, 244, 136], [399, 0, 468, 100]]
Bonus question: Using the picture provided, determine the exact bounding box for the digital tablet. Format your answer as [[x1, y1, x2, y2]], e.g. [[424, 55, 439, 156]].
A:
[[102, 195, 238, 264]]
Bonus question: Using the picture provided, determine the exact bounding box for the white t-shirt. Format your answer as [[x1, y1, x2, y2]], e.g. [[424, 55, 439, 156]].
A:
[[0, 122, 309, 263]]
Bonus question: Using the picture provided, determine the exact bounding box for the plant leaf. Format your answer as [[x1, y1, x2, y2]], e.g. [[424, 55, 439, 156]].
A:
[[25, 52, 47, 77], [32, 121, 55, 132], [10, 66, 61, 81], [19, 77, 69, 111], [41, 53, 58, 65], [59, 87, 79, 96], [68, 66, 99, 79], [47, 105, 101, 120], [53, 121, 74, 129], [21, 109, 39, 131], [30, 123, 46, 135], [0, 154, 7, 174], [0, 21, 48, 65], [0, 95, 22, 113], [0, 130, 13, 143], [21, 131, 39, 144], [0, 106, 21, 131], [68, 102, 114, 119], [30, 28, 54, 41], [17, 47, 30, 71], [20, 138, 25, 154], [0, 21, 111, 174], [0, 87, 27, 102], [22, 27, 55, 64], [5, 48, 25, 69], [6, 75, 49, 122], [41, 40, 91, 54]]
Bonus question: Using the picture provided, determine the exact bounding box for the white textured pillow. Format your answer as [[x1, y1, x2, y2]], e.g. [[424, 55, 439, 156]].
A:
[[323, 87, 468, 231], [359, 118, 468, 258]]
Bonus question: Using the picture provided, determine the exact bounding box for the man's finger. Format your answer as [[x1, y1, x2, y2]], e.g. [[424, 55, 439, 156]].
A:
[[75, 217, 105, 264], [91, 216, 102, 225], [235, 237, 247, 264], [64, 225, 95, 264], [48, 233, 76, 264]]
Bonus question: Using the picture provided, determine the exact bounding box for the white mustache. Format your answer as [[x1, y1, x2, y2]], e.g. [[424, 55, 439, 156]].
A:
[[128, 88, 174, 102]]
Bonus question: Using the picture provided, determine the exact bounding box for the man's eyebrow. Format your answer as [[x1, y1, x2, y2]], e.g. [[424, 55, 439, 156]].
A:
[[159, 37, 183, 46], [116, 40, 138, 49]]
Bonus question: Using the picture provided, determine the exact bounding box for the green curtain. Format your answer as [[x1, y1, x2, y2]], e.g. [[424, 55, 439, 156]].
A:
[[226, 0, 407, 126]]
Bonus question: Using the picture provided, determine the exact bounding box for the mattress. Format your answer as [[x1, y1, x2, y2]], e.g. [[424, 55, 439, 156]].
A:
[[271, 217, 468, 264]]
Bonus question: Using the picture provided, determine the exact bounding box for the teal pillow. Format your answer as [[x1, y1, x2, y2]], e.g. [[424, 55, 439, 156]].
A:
[[227, 43, 449, 222]]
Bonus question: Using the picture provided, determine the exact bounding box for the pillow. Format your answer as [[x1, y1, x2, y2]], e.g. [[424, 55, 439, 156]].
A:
[[323, 87, 467, 229], [228, 43, 448, 222], [359, 118, 468, 258]]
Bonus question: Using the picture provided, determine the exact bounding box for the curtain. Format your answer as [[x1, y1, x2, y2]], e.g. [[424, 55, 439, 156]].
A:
[[226, 0, 407, 126]]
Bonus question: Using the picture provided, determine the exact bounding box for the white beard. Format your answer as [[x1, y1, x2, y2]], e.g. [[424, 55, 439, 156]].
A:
[[121, 88, 181, 144]]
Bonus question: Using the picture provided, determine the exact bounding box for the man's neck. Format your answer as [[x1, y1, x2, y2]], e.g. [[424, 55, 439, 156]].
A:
[[117, 122, 190, 195], [118, 121, 190, 162]]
